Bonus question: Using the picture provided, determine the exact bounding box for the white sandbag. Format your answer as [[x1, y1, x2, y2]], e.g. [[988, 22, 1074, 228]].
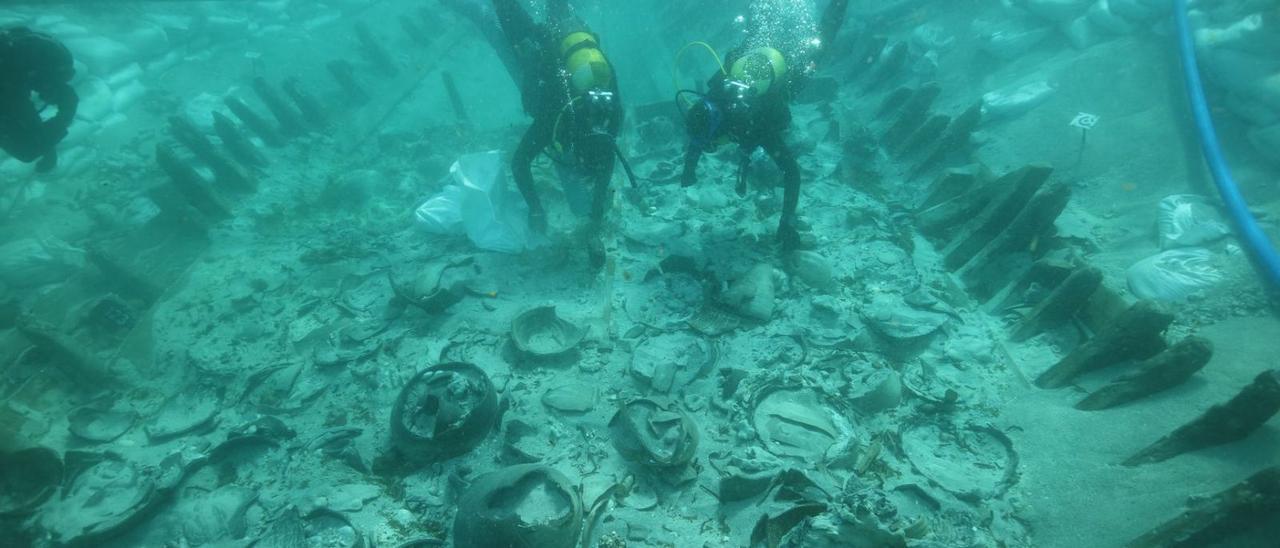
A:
[[75, 77, 114, 123], [62, 117, 98, 148], [99, 112, 129, 131], [106, 63, 143, 88], [1107, 0, 1162, 22], [146, 14, 194, 32], [205, 15, 249, 36], [685, 184, 731, 211], [1158, 194, 1230, 249], [303, 11, 343, 30], [57, 146, 95, 177], [1062, 15, 1102, 49], [979, 25, 1053, 60], [47, 21, 90, 39], [1020, 0, 1092, 22], [147, 50, 184, 73], [911, 23, 955, 51], [34, 15, 68, 27], [982, 81, 1056, 120], [0, 237, 86, 289], [62, 36, 132, 75], [121, 24, 168, 60], [112, 80, 148, 114], [1201, 15, 1280, 57], [120, 195, 162, 226], [1195, 13, 1262, 49], [1087, 0, 1136, 34], [71, 59, 89, 82], [1127, 248, 1224, 301], [183, 92, 228, 132]]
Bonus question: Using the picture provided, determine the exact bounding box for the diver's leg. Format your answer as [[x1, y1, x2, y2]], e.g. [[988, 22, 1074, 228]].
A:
[[441, 0, 522, 82], [818, 0, 850, 56], [762, 134, 802, 249], [585, 145, 615, 228], [492, 0, 538, 48], [547, 0, 572, 25], [513, 114, 555, 232], [581, 138, 615, 268]]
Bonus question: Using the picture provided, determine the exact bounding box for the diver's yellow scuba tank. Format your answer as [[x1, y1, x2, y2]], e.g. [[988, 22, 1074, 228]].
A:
[[552, 31, 617, 156], [560, 31, 613, 94], [727, 47, 788, 97]]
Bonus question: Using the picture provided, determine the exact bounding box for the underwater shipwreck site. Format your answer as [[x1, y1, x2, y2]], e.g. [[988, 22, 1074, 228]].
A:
[[2, 0, 1280, 546]]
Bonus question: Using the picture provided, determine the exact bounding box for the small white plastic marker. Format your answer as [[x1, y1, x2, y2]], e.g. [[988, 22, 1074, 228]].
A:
[[1069, 112, 1099, 165], [1069, 112, 1100, 130]]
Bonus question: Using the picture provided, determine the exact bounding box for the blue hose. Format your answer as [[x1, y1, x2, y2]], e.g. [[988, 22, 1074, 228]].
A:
[[1172, 0, 1280, 291]]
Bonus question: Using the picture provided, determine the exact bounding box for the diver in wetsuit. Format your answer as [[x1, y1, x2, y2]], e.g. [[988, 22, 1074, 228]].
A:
[[681, 0, 849, 250], [0, 26, 78, 173], [492, 0, 622, 265]]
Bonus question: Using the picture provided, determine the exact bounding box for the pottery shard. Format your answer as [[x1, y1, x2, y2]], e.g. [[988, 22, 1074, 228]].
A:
[[511, 306, 586, 357], [541, 384, 596, 414], [722, 264, 777, 321], [68, 407, 136, 443], [790, 250, 836, 292], [453, 465, 583, 548], [753, 389, 846, 459], [862, 294, 950, 339]]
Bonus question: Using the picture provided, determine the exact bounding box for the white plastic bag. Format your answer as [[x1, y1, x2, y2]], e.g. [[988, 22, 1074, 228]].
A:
[[414, 151, 531, 253], [415, 184, 465, 234], [981, 81, 1056, 120], [1158, 194, 1229, 249], [1127, 248, 1224, 301], [0, 237, 86, 288]]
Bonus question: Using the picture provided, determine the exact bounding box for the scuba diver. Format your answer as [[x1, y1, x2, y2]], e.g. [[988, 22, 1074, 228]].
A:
[[0, 26, 78, 173], [491, 0, 623, 266], [679, 0, 849, 250]]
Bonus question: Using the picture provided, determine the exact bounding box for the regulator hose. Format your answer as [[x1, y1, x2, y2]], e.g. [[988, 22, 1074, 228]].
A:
[[1173, 0, 1280, 290]]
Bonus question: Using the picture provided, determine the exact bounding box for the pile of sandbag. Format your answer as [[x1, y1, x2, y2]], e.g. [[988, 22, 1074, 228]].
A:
[[1192, 6, 1280, 166], [977, 0, 1173, 56], [1127, 194, 1232, 301], [986, 1, 1280, 166]]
